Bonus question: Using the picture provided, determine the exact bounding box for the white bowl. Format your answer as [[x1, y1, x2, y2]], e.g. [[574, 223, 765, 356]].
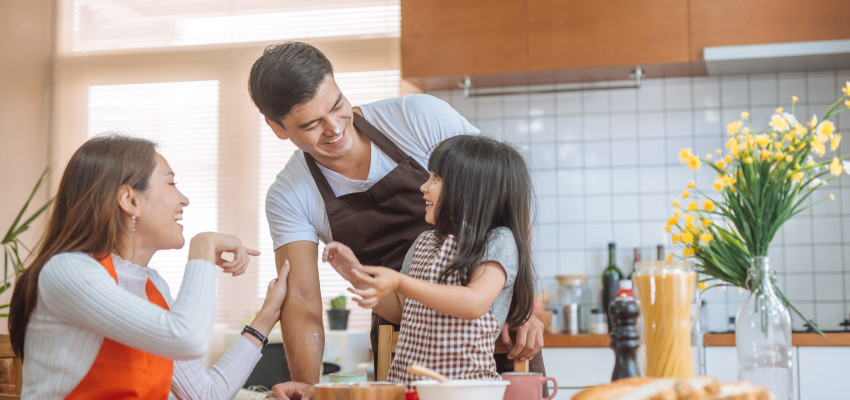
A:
[[413, 379, 510, 400]]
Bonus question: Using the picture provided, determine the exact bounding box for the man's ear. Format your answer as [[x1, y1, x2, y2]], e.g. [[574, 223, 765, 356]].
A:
[[265, 117, 289, 140], [116, 185, 138, 216]]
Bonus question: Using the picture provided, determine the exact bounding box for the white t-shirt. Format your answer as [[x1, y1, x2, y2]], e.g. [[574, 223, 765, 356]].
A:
[[265, 94, 479, 250]]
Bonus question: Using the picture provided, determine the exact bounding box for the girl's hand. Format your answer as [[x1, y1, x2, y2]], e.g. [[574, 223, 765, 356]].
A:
[[349, 266, 402, 308], [189, 232, 260, 276], [322, 242, 368, 288]]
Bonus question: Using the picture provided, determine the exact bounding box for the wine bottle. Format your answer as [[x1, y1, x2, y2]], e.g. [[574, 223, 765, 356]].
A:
[[602, 242, 624, 327], [656, 244, 664, 261]]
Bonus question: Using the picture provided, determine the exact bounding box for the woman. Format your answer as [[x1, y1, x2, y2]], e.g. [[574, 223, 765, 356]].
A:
[[8, 135, 309, 399]]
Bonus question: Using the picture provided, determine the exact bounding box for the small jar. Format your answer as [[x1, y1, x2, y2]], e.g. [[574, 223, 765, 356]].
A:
[[589, 308, 608, 334]]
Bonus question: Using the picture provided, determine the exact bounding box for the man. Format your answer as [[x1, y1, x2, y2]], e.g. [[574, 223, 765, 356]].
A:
[[247, 42, 544, 395]]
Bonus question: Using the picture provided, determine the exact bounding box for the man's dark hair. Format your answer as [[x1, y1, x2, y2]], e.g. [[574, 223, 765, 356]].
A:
[[248, 41, 334, 126]]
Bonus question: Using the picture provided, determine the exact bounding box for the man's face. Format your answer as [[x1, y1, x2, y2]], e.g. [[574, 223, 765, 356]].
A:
[[267, 74, 354, 165]]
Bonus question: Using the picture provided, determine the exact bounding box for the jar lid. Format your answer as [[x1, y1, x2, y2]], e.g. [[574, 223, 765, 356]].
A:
[[555, 274, 588, 287]]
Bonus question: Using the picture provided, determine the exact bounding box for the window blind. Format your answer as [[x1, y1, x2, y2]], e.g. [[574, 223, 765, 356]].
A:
[[59, 0, 400, 54], [87, 80, 220, 293]]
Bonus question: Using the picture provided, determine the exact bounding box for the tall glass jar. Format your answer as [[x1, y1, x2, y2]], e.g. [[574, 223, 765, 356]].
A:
[[633, 260, 700, 378], [735, 256, 793, 400]]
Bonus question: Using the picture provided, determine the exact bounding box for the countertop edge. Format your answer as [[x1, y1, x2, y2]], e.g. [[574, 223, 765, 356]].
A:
[[543, 332, 850, 348]]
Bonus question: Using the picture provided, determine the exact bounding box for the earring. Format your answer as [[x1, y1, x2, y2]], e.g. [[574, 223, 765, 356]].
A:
[[131, 215, 136, 238]]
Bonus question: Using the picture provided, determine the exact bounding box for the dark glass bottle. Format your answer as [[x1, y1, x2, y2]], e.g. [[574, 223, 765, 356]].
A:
[[627, 248, 641, 279], [656, 244, 665, 261], [602, 242, 623, 327]]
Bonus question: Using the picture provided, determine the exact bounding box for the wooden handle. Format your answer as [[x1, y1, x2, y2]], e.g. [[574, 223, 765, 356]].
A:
[[514, 359, 530, 372], [408, 364, 450, 382]]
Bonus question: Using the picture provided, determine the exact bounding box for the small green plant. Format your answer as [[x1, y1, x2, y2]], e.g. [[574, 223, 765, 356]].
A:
[[329, 295, 347, 310], [2, 168, 53, 316]]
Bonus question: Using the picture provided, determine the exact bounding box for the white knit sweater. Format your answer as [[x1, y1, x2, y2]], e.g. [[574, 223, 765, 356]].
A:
[[21, 252, 262, 399]]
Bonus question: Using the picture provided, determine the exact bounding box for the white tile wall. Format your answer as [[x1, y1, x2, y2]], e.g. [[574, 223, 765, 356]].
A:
[[434, 70, 850, 333]]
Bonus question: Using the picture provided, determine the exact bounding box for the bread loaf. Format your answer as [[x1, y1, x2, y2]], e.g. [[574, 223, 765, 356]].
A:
[[572, 377, 771, 400]]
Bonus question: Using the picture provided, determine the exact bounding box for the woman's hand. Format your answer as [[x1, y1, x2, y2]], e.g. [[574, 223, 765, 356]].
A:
[[260, 259, 291, 317], [188, 232, 260, 276], [322, 242, 368, 288], [348, 266, 402, 309]]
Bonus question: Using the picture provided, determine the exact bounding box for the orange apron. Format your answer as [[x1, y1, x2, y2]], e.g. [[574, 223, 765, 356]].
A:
[[64, 255, 174, 399]]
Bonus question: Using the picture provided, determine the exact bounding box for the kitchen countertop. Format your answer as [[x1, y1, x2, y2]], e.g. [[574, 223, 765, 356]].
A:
[[543, 332, 850, 348]]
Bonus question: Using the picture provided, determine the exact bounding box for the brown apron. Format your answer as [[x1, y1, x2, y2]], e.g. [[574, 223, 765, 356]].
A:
[[305, 113, 545, 379]]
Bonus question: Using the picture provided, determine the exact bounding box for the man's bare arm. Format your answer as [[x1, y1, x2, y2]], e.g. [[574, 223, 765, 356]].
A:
[[276, 241, 324, 384]]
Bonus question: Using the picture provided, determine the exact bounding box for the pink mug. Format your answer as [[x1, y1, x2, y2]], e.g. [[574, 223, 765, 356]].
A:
[[502, 372, 558, 400]]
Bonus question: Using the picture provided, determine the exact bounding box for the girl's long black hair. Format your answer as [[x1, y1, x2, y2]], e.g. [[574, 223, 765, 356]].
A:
[[428, 135, 536, 328]]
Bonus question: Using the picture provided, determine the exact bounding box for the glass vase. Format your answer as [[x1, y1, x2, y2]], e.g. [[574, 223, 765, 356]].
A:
[[735, 256, 793, 400]]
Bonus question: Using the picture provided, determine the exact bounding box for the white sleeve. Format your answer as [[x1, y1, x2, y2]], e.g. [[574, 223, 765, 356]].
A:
[[265, 157, 323, 250], [171, 336, 263, 400], [39, 253, 217, 360]]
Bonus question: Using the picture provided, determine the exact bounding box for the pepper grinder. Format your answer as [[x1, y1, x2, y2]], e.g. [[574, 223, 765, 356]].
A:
[[609, 297, 641, 381]]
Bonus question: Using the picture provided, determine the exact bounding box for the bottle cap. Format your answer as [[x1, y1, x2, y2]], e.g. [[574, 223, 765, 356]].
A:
[[618, 280, 633, 290]]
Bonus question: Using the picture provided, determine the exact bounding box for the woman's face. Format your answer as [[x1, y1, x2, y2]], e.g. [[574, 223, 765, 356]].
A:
[[134, 154, 190, 253], [420, 172, 442, 225]]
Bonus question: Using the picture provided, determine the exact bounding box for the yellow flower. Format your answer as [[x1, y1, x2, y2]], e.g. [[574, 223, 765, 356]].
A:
[[704, 200, 715, 212], [812, 136, 826, 157], [791, 172, 804, 181], [687, 180, 696, 189], [843, 81, 850, 97], [683, 247, 696, 257], [684, 214, 694, 227], [699, 232, 713, 245], [716, 160, 726, 169], [699, 281, 707, 290], [743, 156, 754, 164], [727, 120, 743, 135], [687, 156, 701, 171], [668, 216, 679, 226], [788, 145, 796, 152], [846, 99, 850, 109], [665, 225, 672, 232], [671, 199, 680, 207], [770, 114, 790, 132], [829, 193, 836, 201], [817, 120, 836, 139], [722, 175, 736, 186], [754, 134, 770, 148], [742, 127, 751, 135], [795, 123, 806, 138], [674, 209, 683, 217], [741, 111, 750, 120], [808, 115, 818, 128], [688, 201, 699, 211], [775, 107, 784, 114], [830, 157, 843, 176], [713, 180, 723, 191], [831, 134, 842, 151], [792, 95, 799, 103], [702, 218, 712, 227], [683, 231, 695, 244], [666, 252, 674, 261], [716, 149, 722, 155], [785, 155, 793, 162], [678, 148, 693, 163], [682, 189, 690, 199]]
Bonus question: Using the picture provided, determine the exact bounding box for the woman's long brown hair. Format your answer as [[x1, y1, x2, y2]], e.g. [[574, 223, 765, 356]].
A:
[[8, 135, 157, 358]]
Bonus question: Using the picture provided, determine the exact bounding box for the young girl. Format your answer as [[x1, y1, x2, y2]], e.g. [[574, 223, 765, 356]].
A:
[[323, 135, 535, 387]]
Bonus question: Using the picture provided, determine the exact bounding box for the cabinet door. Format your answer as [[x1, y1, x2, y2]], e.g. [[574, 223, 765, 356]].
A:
[[798, 347, 850, 399], [401, 0, 527, 78], [690, 0, 850, 61], [542, 347, 615, 388], [527, 0, 690, 71]]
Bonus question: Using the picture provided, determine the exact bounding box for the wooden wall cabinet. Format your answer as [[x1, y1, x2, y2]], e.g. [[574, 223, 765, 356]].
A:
[[401, 0, 850, 90], [690, 0, 850, 61], [527, 0, 690, 72]]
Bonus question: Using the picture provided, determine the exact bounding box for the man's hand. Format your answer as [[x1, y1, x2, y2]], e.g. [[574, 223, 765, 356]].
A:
[[267, 382, 312, 399], [499, 314, 544, 361]]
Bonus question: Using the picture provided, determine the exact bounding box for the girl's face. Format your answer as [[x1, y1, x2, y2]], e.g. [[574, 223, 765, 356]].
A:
[[420, 172, 442, 224], [134, 154, 190, 253]]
